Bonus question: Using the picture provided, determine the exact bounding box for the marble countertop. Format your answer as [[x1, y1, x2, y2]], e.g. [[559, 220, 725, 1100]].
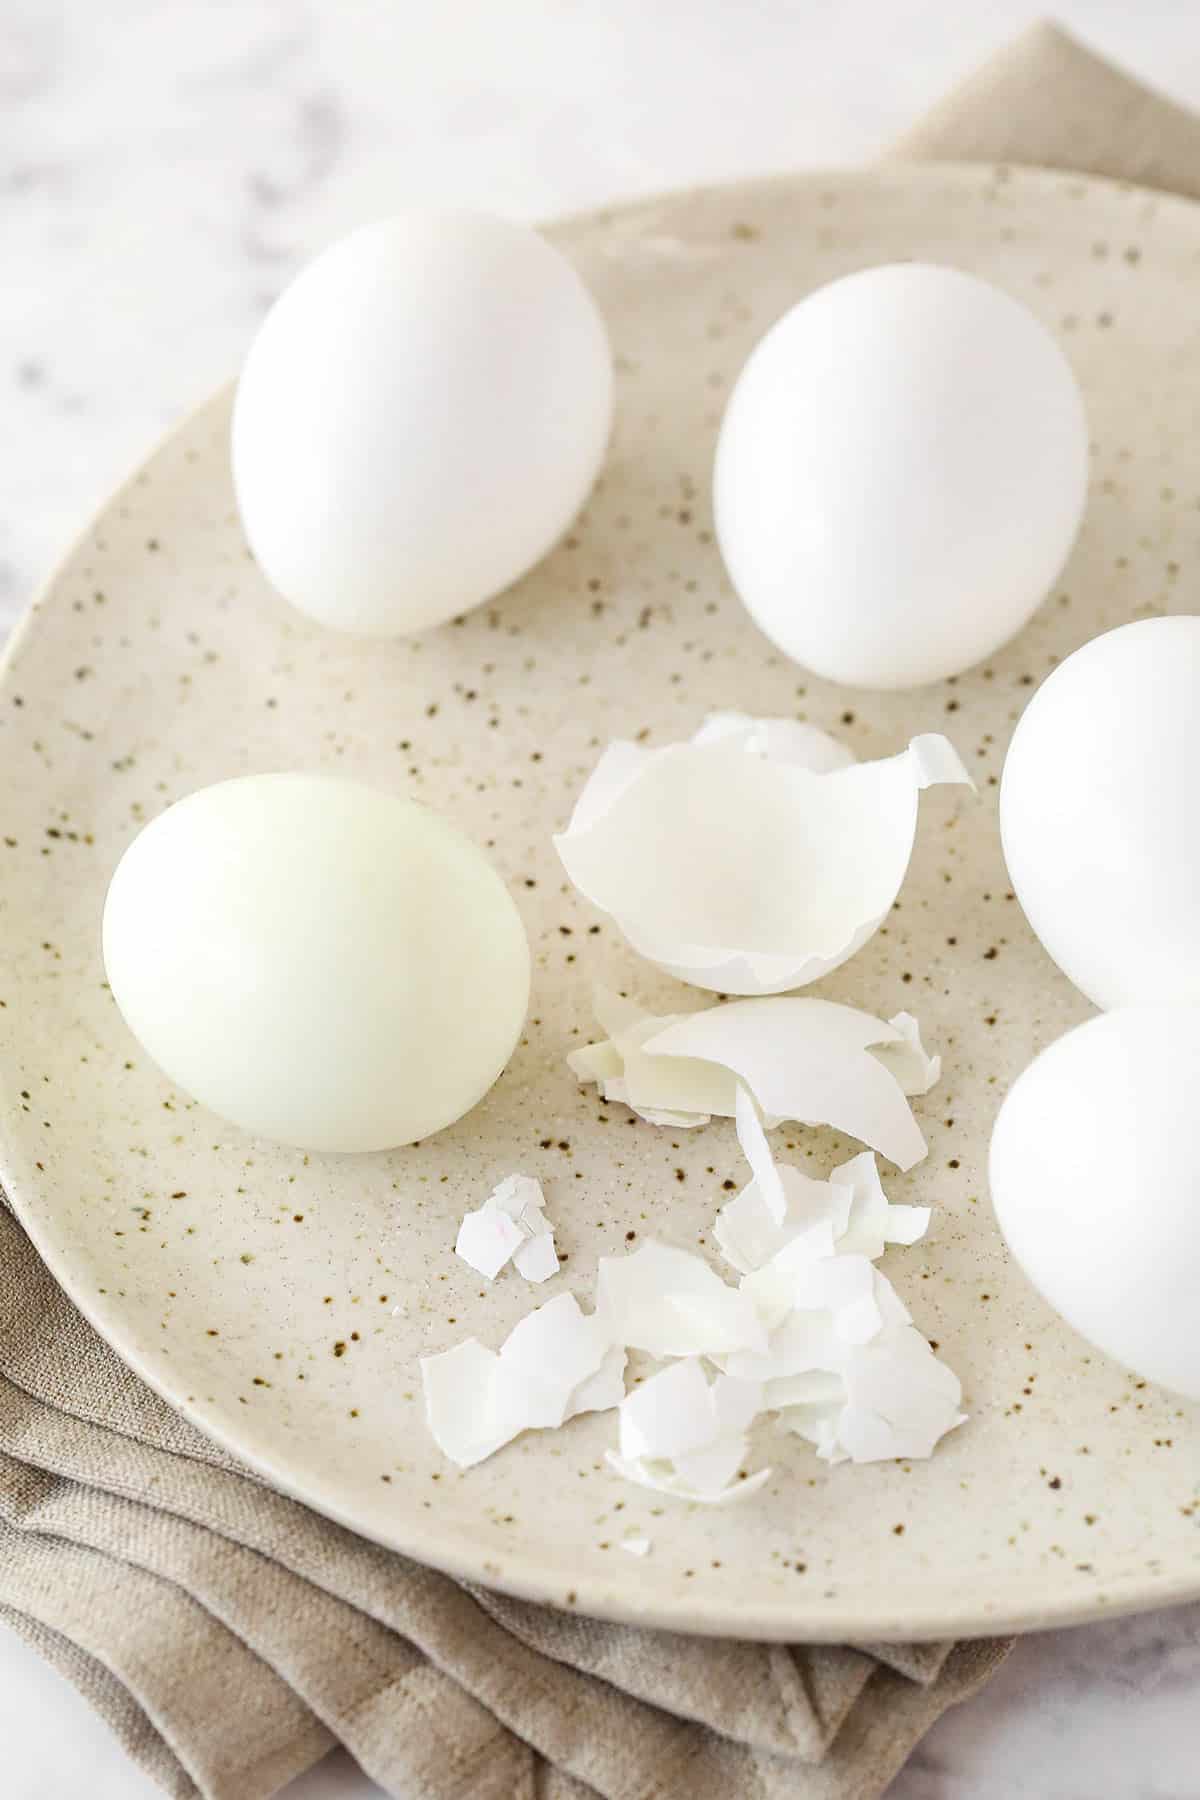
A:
[[3, 3, 1199, 1795]]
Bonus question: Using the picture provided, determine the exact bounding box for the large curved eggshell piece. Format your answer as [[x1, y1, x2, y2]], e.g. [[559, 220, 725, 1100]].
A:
[[1000, 615, 1200, 1010], [713, 263, 1089, 689], [990, 1007, 1200, 1401], [554, 716, 971, 995], [232, 210, 614, 636], [102, 774, 531, 1153]]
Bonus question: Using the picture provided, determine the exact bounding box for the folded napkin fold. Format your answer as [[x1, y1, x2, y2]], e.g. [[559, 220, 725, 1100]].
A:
[[5, 21, 1198, 1800]]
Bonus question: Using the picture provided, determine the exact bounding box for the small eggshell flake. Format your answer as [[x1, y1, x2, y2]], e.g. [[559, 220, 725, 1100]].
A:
[[554, 715, 971, 995], [740, 1253, 898, 1348], [499, 1292, 610, 1422], [717, 1302, 843, 1384], [232, 210, 613, 636], [829, 1327, 966, 1464], [611, 1362, 770, 1505], [455, 1174, 559, 1283], [764, 1370, 846, 1411], [872, 1012, 942, 1097], [419, 1339, 520, 1470], [596, 1241, 767, 1358], [618, 1357, 718, 1461], [101, 774, 530, 1154], [513, 1231, 561, 1284], [567, 988, 732, 1129], [420, 1292, 623, 1469], [714, 1163, 843, 1277], [454, 1206, 526, 1282], [569, 1344, 629, 1416], [734, 1083, 788, 1226], [832, 1152, 931, 1261]]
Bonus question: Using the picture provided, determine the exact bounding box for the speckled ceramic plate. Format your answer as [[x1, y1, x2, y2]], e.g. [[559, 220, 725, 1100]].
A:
[[3, 164, 1199, 1643]]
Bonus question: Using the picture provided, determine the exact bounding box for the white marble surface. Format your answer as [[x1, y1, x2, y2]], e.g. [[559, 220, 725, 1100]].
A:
[[2, 3, 1199, 1796]]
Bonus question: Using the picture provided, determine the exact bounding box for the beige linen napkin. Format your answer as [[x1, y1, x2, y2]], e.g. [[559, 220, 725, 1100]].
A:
[[3, 21, 1196, 1799]]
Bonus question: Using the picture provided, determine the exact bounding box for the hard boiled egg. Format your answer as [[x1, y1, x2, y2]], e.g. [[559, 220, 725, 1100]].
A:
[[233, 210, 613, 636], [102, 775, 530, 1152], [1000, 616, 1200, 1010], [713, 263, 1089, 689], [990, 1008, 1200, 1400]]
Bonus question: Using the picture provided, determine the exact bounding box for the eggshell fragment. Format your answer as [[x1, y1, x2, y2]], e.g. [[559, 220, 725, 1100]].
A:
[[824, 1327, 967, 1464], [605, 1451, 771, 1507], [554, 717, 971, 994], [716, 1305, 844, 1385], [618, 1357, 721, 1460], [609, 1360, 770, 1504], [831, 1153, 931, 1261], [740, 1254, 902, 1348], [726, 1282, 963, 1466], [871, 1012, 942, 1097], [454, 1203, 527, 1282], [567, 987, 731, 1129], [762, 1370, 845, 1411], [569, 989, 938, 1167], [498, 1293, 608, 1415], [595, 1241, 767, 1358], [714, 1163, 843, 1277], [514, 1230, 561, 1284], [734, 1083, 788, 1225], [423, 1035, 959, 1486], [419, 1339, 520, 1470], [568, 1344, 629, 1416], [455, 1173, 558, 1283], [726, 1092, 932, 1267], [419, 1292, 621, 1468], [644, 997, 933, 1170]]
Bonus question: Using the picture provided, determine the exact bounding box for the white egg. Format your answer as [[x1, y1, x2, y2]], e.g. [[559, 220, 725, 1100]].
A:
[[102, 775, 530, 1153], [1000, 616, 1200, 1010], [713, 263, 1089, 689], [990, 1008, 1200, 1400], [232, 211, 613, 636]]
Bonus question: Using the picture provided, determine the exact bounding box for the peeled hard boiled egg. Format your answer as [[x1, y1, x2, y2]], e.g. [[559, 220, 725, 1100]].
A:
[[232, 210, 613, 636], [102, 775, 531, 1153], [1001, 616, 1200, 1010], [990, 1008, 1200, 1400], [713, 263, 1089, 689]]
